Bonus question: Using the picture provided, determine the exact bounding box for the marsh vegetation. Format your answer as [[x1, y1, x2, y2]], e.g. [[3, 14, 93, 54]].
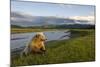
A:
[[11, 29, 95, 66]]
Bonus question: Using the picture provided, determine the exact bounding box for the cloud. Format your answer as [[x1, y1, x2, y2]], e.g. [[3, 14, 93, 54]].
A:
[[11, 11, 34, 22], [69, 15, 95, 24], [11, 11, 39, 26]]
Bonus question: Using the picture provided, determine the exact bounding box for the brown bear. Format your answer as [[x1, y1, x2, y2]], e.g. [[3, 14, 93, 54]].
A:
[[21, 32, 47, 56]]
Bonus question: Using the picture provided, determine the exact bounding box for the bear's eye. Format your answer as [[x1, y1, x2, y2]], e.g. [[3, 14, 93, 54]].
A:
[[35, 34, 40, 38]]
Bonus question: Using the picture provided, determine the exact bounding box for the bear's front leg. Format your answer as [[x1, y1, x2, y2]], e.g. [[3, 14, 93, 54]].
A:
[[40, 44, 46, 54]]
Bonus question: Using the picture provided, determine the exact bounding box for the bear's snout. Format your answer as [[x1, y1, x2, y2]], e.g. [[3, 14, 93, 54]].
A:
[[41, 38, 47, 41]]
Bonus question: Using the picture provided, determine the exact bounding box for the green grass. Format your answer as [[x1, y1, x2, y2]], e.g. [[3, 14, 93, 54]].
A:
[[11, 28, 65, 34], [11, 29, 95, 66]]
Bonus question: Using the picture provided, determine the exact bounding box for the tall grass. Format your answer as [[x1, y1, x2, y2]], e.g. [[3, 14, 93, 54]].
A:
[[11, 29, 95, 66]]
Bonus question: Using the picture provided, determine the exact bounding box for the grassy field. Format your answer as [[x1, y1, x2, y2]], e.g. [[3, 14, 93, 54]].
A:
[[11, 29, 95, 66], [11, 28, 65, 34]]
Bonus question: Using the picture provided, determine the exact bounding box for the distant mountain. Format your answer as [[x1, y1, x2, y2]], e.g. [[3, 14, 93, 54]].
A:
[[11, 12, 94, 27], [53, 24, 95, 29], [11, 24, 95, 29]]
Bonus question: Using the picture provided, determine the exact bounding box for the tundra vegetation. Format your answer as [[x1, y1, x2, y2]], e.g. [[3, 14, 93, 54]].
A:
[[11, 28, 95, 66]]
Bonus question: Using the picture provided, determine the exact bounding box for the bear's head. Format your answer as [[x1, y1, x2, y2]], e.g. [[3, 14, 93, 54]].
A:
[[34, 32, 47, 42]]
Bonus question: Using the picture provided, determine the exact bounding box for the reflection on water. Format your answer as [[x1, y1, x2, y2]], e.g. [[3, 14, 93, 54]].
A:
[[11, 30, 70, 50]]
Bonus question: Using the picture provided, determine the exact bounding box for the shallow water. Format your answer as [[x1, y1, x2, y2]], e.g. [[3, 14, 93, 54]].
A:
[[11, 30, 70, 50]]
